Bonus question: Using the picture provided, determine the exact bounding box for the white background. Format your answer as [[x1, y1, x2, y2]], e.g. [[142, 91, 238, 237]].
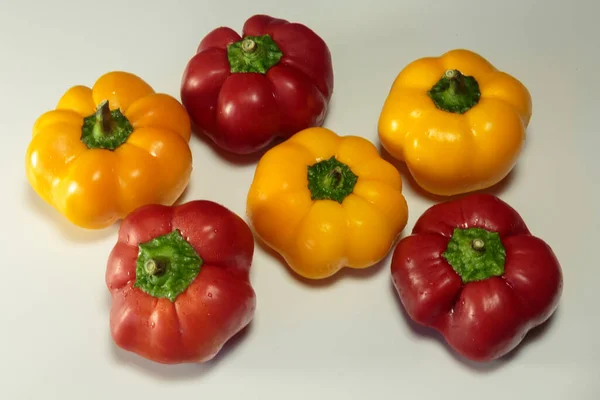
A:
[[1, 0, 599, 398]]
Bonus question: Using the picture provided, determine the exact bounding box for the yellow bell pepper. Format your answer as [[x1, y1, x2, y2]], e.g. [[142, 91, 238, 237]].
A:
[[25, 71, 193, 229], [378, 49, 532, 196], [246, 127, 409, 280]]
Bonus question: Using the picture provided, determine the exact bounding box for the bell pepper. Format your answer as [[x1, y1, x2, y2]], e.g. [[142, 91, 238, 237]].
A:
[[378, 49, 532, 196], [246, 127, 409, 280], [180, 14, 334, 155], [106, 200, 256, 364], [25, 71, 193, 229], [390, 194, 563, 362]]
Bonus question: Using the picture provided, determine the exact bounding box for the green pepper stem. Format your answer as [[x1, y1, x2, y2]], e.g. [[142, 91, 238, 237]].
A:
[[471, 238, 485, 252], [95, 100, 113, 135], [427, 69, 481, 114], [445, 69, 459, 79], [134, 230, 203, 302], [442, 227, 506, 284], [328, 167, 343, 187], [241, 38, 257, 53], [81, 100, 133, 150], [444, 70, 466, 94], [227, 34, 283, 74], [144, 258, 167, 277], [307, 156, 358, 204]]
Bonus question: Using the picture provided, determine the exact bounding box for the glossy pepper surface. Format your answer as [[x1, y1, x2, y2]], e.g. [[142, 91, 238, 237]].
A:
[[390, 194, 563, 362], [247, 127, 409, 280], [106, 200, 256, 364], [378, 49, 532, 196], [181, 14, 334, 155], [25, 71, 193, 229]]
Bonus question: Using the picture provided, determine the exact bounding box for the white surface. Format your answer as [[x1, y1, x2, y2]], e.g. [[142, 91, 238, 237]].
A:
[[1, 0, 599, 398]]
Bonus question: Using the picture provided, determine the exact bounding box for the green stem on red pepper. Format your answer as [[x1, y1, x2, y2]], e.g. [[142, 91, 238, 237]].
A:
[[307, 156, 358, 203], [427, 69, 481, 114], [80, 100, 133, 150], [442, 227, 506, 283], [227, 34, 283, 74], [134, 229, 203, 302]]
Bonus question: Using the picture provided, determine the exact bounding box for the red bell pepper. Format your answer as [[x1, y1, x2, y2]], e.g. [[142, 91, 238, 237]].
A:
[[106, 200, 256, 364], [180, 14, 334, 155], [390, 194, 563, 362]]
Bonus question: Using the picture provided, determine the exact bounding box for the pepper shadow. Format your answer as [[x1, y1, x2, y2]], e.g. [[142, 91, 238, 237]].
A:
[[389, 281, 560, 372], [191, 123, 281, 167], [378, 146, 519, 203], [23, 182, 118, 243], [255, 234, 398, 289], [109, 321, 255, 380]]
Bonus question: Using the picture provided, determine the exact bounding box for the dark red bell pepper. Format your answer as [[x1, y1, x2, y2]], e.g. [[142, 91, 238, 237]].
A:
[[180, 14, 334, 155], [390, 194, 563, 362], [106, 200, 256, 364]]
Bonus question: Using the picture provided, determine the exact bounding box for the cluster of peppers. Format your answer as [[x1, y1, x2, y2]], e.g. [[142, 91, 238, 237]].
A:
[[24, 14, 563, 365]]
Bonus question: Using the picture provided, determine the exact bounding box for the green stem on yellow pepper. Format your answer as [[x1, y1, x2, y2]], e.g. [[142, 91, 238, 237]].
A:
[[81, 100, 133, 150], [307, 156, 358, 204], [428, 69, 481, 114]]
